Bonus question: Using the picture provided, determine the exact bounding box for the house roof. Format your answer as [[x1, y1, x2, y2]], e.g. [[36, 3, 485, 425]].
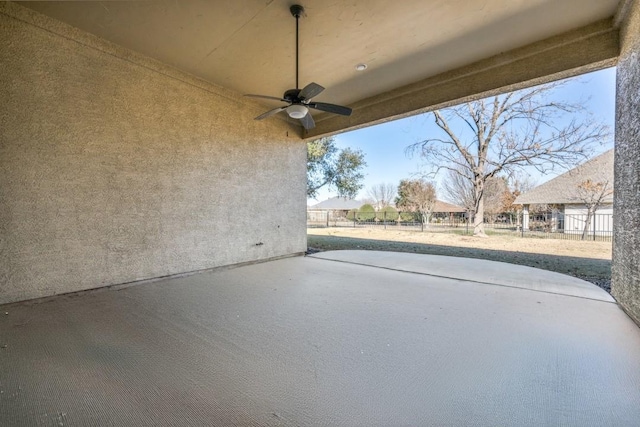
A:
[[433, 200, 466, 213], [514, 149, 614, 205], [309, 197, 362, 210]]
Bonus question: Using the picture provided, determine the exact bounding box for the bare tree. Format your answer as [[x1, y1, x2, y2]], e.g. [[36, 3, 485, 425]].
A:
[[441, 165, 510, 221], [573, 169, 613, 240], [408, 81, 609, 236], [395, 179, 437, 228], [360, 197, 376, 206], [483, 177, 509, 222], [500, 173, 537, 224], [502, 173, 540, 223], [441, 165, 474, 210], [367, 183, 397, 209], [506, 173, 537, 204]]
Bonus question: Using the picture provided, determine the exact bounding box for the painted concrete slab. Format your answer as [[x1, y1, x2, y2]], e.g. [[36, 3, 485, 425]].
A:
[[311, 250, 614, 302], [1, 251, 639, 426]]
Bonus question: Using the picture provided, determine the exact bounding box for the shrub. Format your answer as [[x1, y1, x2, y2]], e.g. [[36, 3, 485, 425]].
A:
[[400, 211, 418, 222], [376, 206, 399, 221], [357, 204, 376, 221], [346, 209, 358, 221]]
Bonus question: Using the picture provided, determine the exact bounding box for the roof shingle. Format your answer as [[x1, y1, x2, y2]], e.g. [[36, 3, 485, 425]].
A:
[[514, 149, 614, 205]]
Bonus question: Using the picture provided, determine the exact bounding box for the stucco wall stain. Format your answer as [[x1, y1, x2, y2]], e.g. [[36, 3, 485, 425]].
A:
[[0, 6, 306, 304]]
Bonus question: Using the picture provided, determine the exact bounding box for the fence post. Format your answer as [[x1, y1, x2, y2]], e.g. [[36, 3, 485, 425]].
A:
[[593, 213, 597, 241], [326, 211, 329, 228], [521, 212, 524, 238]]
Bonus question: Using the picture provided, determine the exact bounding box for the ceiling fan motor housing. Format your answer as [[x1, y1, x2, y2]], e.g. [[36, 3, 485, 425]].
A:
[[283, 88, 303, 103]]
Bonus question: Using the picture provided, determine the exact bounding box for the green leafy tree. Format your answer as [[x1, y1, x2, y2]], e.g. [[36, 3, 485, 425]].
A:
[[357, 204, 376, 221], [307, 137, 366, 199]]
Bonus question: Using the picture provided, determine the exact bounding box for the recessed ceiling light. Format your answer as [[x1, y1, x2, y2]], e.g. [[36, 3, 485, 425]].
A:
[[355, 63, 368, 71]]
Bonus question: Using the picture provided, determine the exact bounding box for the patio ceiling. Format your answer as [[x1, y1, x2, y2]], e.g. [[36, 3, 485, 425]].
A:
[[19, 0, 622, 137]]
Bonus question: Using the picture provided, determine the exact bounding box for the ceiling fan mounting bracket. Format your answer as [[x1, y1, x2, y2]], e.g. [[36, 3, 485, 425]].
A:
[[290, 5, 305, 18]]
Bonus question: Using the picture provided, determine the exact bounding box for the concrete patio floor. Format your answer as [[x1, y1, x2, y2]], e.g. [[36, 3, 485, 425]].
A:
[[1, 250, 639, 426]]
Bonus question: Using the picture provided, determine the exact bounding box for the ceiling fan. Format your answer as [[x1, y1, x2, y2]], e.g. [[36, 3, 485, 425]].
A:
[[244, 4, 352, 130]]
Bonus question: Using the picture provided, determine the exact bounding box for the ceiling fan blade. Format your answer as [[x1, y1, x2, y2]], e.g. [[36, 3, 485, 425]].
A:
[[244, 94, 286, 102], [255, 106, 287, 120], [309, 102, 352, 116], [300, 112, 315, 130], [299, 82, 324, 100]]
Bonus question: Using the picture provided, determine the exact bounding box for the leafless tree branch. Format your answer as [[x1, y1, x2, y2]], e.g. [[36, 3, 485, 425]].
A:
[[406, 80, 610, 236]]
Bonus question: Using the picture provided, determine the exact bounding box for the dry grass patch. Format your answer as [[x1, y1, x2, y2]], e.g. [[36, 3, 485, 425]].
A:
[[307, 227, 612, 288]]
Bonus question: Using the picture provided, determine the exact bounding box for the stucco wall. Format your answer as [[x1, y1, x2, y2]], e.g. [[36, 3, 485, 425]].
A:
[[612, 0, 640, 325], [0, 4, 306, 304]]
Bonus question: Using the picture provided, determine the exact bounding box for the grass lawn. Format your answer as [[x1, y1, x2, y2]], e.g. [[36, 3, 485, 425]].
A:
[[307, 227, 612, 290]]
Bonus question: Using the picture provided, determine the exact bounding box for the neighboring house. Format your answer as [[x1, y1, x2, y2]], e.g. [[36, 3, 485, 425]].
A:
[[432, 200, 467, 218], [514, 149, 614, 235], [307, 197, 363, 222], [309, 197, 464, 213], [308, 197, 466, 223]]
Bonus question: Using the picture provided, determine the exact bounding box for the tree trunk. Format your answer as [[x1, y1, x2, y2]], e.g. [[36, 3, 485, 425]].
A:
[[582, 207, 593, 240], [473, 180, 486, 237]]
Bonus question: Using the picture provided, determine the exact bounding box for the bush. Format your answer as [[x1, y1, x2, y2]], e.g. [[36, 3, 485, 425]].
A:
[[399, 211, 418, 222], [346, 209, 358, 221], [357, 204, 376, 221], [376, 206, 399, 221]]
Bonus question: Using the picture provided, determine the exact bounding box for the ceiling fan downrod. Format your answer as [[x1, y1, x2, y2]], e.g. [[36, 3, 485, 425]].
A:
[[290, 5, 304, 90]]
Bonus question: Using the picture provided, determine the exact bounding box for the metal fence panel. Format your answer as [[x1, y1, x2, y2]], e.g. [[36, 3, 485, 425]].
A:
[[307, 210, 612, 241]]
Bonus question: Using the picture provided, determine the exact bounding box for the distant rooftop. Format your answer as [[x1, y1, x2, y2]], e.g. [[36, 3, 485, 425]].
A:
[[310, 197, 465, 212], [434, 200, 466, 213], [514, 149, 614, 205], [309, 197, 362, 210]]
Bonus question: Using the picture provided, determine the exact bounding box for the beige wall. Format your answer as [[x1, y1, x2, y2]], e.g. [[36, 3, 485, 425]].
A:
[[612, 0, 640, 325], [0, 4, 306, 304]]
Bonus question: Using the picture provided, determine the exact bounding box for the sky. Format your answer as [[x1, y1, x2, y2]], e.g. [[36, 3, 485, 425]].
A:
[[307, 67, 616, 205]]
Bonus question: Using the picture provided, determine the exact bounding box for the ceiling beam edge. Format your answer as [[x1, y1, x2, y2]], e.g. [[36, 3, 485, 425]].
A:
[[305, 18, 619, 140]]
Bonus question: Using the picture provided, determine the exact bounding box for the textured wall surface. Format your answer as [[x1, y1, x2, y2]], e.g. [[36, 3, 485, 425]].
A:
[[0, 4, 306, 304], [612, 0, 640, 325]]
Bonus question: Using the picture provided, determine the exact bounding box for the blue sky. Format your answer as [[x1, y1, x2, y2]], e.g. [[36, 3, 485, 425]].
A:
[[307, 67, 616, 205]]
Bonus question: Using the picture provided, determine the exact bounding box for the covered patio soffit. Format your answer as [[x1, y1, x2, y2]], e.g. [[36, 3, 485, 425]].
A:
[[16, 0, 625, 138]]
